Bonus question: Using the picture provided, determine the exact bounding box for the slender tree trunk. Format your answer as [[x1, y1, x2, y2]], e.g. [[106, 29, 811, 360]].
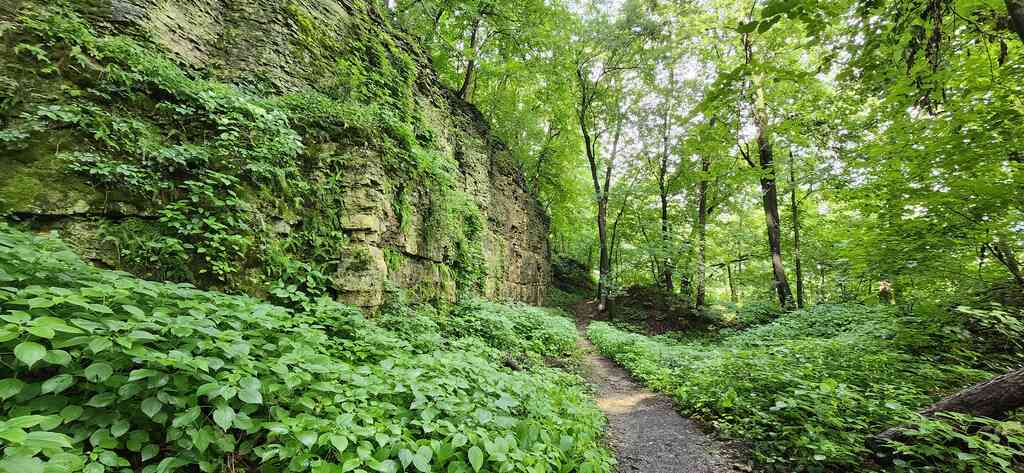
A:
[[597, 196, 610, 309], [458, 18, 481, 101], [696, 154, 710, 308], [658, 73, 676, 293], [1008, 0, 1024, 43], [660, 189, 673, 291], [578, 88, 621, 312], [727, 264, 737, 303], [989, 239, 1024, 291], [789, 151, 805, 309], [743, 32, 795, 309]]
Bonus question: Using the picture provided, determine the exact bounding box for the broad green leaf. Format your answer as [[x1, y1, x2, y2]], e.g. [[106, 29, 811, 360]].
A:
[[26, 325, 55, 339], [41, 374, 75, 394], [88, 337, 112, 353], [110, 419, 130, 437], [398, 449, 414, 469], [5, 415, 46, 429], [86, 392, 116, 408], [45, 452, 85, 473], [412, 446, 432, 473], [370, 460, 397, 473], [238, 377, 262, 404], [84, 362, 114, 382], [23, 431, 73, 449], [59, 405, 84, 422], [0, 378, 24, 400], [341, 458, 361, 473], [192, 427, 212, 452], [122, 305, 145, 318], [43, 349, 72, 366], [0, 427, 26, 444], [141, 444, 160, 462], [297, 431, 318, 448], [0, 455, 43, 473], [127, 369, 159, 381], [329, 434, 349, 453], [213, 405, 234, 430], [171, 407, 200, 428], [468, 446, 484, 472], [15, 341, 46, 367], [141, 397, 163, 418]]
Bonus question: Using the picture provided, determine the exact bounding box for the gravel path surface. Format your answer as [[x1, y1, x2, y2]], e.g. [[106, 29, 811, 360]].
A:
[[575, 303, 746, 473]]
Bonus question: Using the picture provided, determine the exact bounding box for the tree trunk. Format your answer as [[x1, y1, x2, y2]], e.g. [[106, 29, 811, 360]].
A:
[[458, 18, 481, 101], [578, 83, 621, 312], [660, 190, 673, 291], [743, 32, 795, 309], [658, 73, 675, 293], [755, 119, 794, 308], [789, 151, 804, 309], [871, 367, 1024, 452], [1008, 0, 1024, 43], [597, 196, 610, 310], [727, 263, 737, 303], [989, 239, 1024, 291], [696, 154, 710, 308]]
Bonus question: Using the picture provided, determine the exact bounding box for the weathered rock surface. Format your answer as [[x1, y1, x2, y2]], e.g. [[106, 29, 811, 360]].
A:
[[0, 0, 549, 307]]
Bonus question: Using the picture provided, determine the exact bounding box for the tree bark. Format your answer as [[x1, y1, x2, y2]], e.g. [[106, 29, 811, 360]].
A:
[[597, 191, 610, 310], [743, 32, 795, 309], [989, 238, 1024, 291], [871, 367, 1024, 451], [789, 151, 804, 309], [1007, 0, 1024, 44], [727, 263, 737, 303], [696, 154, 711, 308], [577, 78, 621, 311], [658, 70, 676, 292], [458, 17, 481, 101]]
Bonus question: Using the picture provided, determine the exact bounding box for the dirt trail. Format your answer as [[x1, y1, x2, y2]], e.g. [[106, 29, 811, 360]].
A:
[[574, 302, 743, 473]]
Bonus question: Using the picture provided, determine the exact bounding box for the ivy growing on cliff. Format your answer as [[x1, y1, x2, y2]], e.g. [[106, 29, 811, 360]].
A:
[[1, 2, 489, 302]]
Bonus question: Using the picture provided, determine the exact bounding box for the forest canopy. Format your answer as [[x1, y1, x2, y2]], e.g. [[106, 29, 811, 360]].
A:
[[390, 0, 1024, 310], [1, 0, 1023, 472]]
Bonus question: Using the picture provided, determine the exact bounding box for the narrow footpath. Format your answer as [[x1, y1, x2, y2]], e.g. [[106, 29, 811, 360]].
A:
[[574, 302, 744, 473]]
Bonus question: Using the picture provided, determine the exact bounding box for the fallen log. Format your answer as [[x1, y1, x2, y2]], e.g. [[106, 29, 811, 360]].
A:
[[870, 367, 1024, 454]]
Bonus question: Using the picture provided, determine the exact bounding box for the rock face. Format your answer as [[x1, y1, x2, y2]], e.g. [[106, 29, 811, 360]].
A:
[[0, 0, 549, 307]]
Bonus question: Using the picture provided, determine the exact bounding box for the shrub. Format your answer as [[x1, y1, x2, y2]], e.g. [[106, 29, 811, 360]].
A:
[[588, 304, 1012, 472], [447, 299, 577, 357], [733, 301, 783, 328], [0, 226, 614, 473], [888, 412, 1024, 472]]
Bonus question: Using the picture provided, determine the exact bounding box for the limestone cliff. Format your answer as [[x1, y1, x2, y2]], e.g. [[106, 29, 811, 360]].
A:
[[0, 0, 549, 307]]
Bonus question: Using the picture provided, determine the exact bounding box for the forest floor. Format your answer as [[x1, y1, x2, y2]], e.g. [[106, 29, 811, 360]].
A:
[[573, 300, 748, 473]]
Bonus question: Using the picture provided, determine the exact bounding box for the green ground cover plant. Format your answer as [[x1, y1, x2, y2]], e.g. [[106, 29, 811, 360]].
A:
[[588, 304, 1024, 472], [0, 225, 614, 473]]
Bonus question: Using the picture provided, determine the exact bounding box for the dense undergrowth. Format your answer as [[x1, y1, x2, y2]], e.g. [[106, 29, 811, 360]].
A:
[[589, 303, 1024, 472], [0, 226, 614, 473]]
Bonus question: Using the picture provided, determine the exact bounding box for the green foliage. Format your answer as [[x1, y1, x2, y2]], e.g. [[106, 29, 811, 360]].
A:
[[732, 302, 783, 328], [1, 2, 489, 301], [588, 304, 1019, 471], [0, 225, 614, 473], [444, 299, 578, 357], [887, 412, 1024, 472]]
